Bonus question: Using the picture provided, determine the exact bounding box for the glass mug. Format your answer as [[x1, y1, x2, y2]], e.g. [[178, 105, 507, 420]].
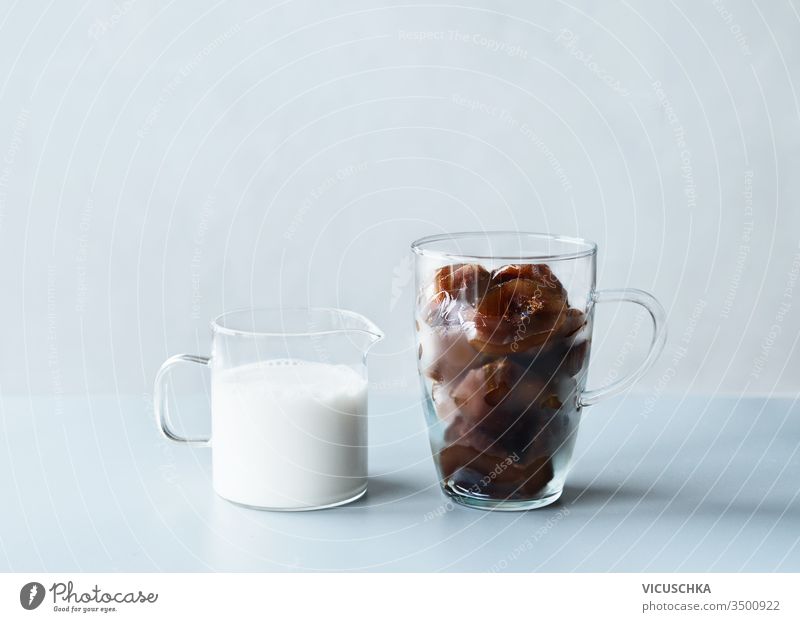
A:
[[412, 232, 666, 511], [154, 308, 383, 511]]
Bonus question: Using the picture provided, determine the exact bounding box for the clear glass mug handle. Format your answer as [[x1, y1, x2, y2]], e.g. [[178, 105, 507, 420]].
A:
[[578, 288, 667, 408], [153, 354, 211, 446]]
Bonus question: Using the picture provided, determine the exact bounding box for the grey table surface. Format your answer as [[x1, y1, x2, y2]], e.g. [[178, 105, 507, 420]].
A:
[[0, 392, 798, 572]]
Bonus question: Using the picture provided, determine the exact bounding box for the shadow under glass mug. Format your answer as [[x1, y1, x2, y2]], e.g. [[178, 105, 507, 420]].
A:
[[154, 307, 383, 511], [412, 232, 666, 511]]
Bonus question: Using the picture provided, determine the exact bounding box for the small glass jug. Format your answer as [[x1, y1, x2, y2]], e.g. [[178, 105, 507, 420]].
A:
[[154, 307, 383, 511]]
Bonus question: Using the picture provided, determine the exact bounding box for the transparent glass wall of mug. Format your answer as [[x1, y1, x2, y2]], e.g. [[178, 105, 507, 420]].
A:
[[413, 232, 665, 511]]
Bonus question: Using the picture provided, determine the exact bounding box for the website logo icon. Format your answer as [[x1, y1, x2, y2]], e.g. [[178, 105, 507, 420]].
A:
[[20, 582, 45, 610]]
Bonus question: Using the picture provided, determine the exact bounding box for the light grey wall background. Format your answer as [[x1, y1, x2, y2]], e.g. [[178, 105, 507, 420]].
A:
[[0, 0, 798, 398]]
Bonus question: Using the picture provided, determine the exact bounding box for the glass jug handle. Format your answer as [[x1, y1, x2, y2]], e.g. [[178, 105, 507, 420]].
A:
[[154, 354, 212, 446]]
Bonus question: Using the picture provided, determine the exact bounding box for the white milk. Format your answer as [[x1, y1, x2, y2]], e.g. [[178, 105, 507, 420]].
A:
[[211, 359, 368, 510]]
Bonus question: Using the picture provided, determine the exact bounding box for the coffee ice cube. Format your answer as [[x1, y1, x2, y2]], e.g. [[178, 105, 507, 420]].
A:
[[466, 277, 569, 355], [418, 321, 484, 383], [450, 358, 546, 434], [433, 263, 491, 299]]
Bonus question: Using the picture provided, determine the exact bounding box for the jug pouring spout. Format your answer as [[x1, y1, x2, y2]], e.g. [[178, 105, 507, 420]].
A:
[[340, 310, 384, 350]]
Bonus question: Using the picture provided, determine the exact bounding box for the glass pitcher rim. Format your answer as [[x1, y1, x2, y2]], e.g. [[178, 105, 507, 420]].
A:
[[410, 231, 598, 262], [211, 306, 384, 341]]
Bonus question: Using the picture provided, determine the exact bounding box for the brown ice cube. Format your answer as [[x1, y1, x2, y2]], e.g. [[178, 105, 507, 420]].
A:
[[450, 358, 546, 435], [421, 291, 458, 327], [562, 338, 590, 377], [510, 333, 590, 379], [465, 277, 570, 355], [477, 278, 547, 317], [559, 308, 586, 339], [443, 415, 499, 454], [439, 443, 519, 485], [491, 263, 561, 289], [438, 444, 554, 498], [431, 382, 460, 424], [540, 393, 562, 410], [418, 322, 484, 383], [514, 455, 554, 496], [433, 263, 490, 299], [462, 308, 514, 354]]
